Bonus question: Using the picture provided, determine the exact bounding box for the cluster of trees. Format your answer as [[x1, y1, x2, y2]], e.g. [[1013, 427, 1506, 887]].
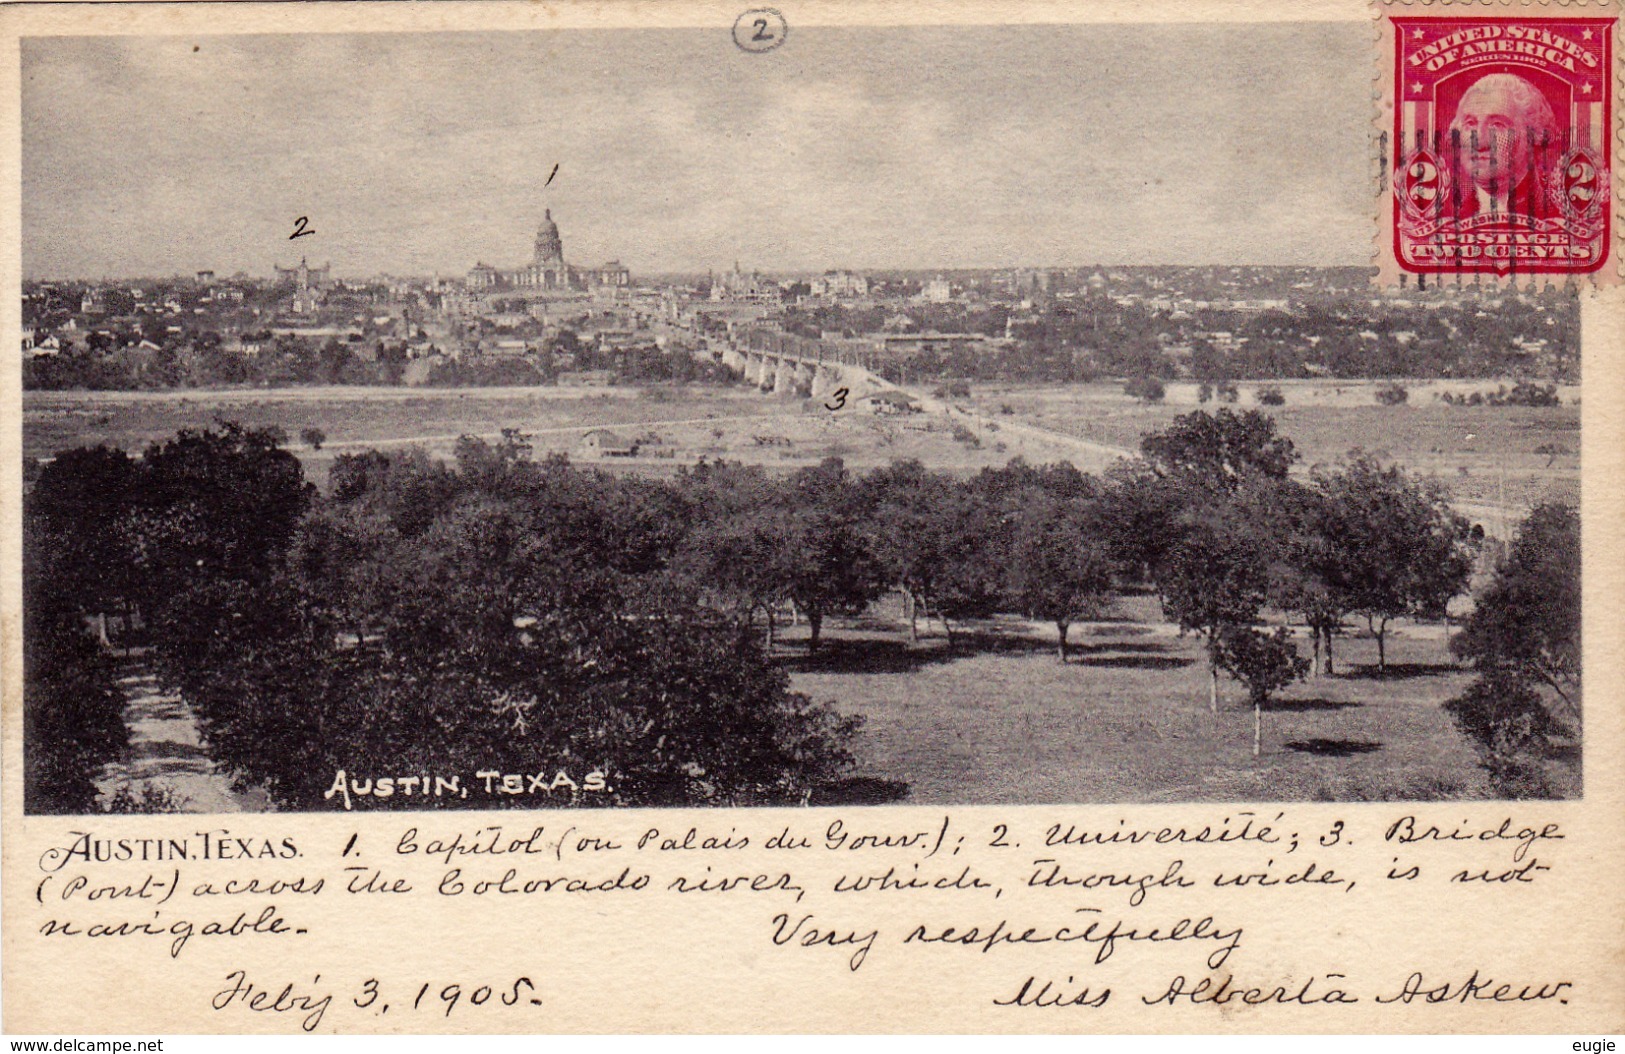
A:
[[1124, 376, 1166, 403], [1125, 412, 1480, 754], [676, 456, 1109, 660], [421, 356, 551, 388], [563, 342, 737, 385], [1438, 382, 1563, 407], [1447, 503, 1580, 797], [1173, 298, 1574, 383], [1197, 379, 1241, 404], [28, 409, 1510, 812], [24, 470, 130, 813], [24, 329, 736, 392], [781, 292, 1576, 386], [24, 335, 400, 391], [782, 303, 1010, 343], [24, 426, 858, 812], [429, 328, 734, 385], [23, 424, 311, 811]]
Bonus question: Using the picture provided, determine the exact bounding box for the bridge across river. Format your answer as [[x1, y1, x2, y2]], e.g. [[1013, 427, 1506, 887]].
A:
[[714, 325, 1523, 538], [714, 325, 889, 400]]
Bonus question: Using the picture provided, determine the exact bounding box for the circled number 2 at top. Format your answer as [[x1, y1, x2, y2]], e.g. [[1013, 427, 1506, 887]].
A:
[[733, 8, 787, 53]]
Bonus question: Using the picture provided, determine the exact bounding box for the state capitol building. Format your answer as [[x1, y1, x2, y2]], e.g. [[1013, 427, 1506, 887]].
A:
[[466, 209, 630, 294]]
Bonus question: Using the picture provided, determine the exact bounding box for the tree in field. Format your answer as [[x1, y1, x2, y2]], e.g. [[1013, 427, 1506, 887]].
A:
[[864, 460, 950, 642], [866, 461, 1003, 647], [1154, 499, 1273, 712], [1534, 442, 1573, 469], [1262, 479, 1351, 676], [1005, 493, 1116, 662], [135, 422, 312, 591], [290, 502, 402, 646], [1140, 408, 1297, 493], [454, 428, 533, 494], [1314, 455, 1477, 674], [300, 426, 327, 450], [22, 518, 128, 813], [25, 445, 146, 633], [1443, 672, 1564, 797], [1124, 375, 1166, 403], [517, 456, 692, 579], [135, 423, 315, 694], [1097, 461, 1187, 586], [981, 458, 1095, 501], [1446, 503, 1579, 797], [1216, 624, 1310, 757], [918, 486, 1005, 652], [1134, 412, 1295, 711], [1451, 502, 1580, 724], [673, 461, 795, 645], [778, 458, 888, 652], [682, 506, 797, 647], [689, 506, 796, 646], [330, 447, 463, 539], [1190, 338, 1220, 388]]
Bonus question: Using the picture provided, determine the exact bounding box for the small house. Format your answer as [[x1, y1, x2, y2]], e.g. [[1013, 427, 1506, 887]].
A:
[[488, 339, 531, 359], [867, 390, 920, 416], [580, 429, 638, 457]]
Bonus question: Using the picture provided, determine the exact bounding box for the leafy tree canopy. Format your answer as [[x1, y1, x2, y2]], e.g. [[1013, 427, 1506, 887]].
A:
[[1140, 409, 1297, 492], [1453, 502, 1579, 723]]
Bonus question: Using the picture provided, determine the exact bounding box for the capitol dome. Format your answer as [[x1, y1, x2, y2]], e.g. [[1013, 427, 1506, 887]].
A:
[[534, 208, 565, 266]]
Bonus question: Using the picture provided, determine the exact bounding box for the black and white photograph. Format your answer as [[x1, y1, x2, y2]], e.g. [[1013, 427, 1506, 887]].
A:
[[21, 20, 1583, 818]]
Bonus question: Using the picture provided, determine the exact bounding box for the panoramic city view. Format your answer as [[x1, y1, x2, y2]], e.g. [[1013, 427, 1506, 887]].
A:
[[21, 26, 1581, 813]]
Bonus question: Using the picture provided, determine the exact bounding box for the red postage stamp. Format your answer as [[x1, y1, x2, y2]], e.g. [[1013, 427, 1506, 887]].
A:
[[1382, 6, 1619, 282]]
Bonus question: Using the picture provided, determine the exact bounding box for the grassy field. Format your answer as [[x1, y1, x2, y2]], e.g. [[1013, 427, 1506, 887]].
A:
[[967, 380, 1580, 524], [26, 380, 1578, 518], [787, 599, 1579, 804], [24, 383, 1076, 486]]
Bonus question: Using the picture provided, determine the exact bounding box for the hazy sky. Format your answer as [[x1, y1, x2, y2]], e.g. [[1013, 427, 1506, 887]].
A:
[[23, 23, 1371, 278]]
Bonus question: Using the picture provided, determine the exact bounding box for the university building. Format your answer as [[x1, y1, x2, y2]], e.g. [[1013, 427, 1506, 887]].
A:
[[274, 257, 333, 292]]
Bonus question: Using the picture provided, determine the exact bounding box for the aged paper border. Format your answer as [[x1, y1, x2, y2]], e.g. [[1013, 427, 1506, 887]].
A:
[[1, 0, 1621, 1035]]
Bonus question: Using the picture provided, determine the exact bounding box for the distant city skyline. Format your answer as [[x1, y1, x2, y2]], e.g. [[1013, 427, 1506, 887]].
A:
[[24, 23, 1372, 280]]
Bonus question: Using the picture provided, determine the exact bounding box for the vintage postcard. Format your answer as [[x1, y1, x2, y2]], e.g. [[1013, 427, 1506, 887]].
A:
[[2, 0, 1622, 1036]]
